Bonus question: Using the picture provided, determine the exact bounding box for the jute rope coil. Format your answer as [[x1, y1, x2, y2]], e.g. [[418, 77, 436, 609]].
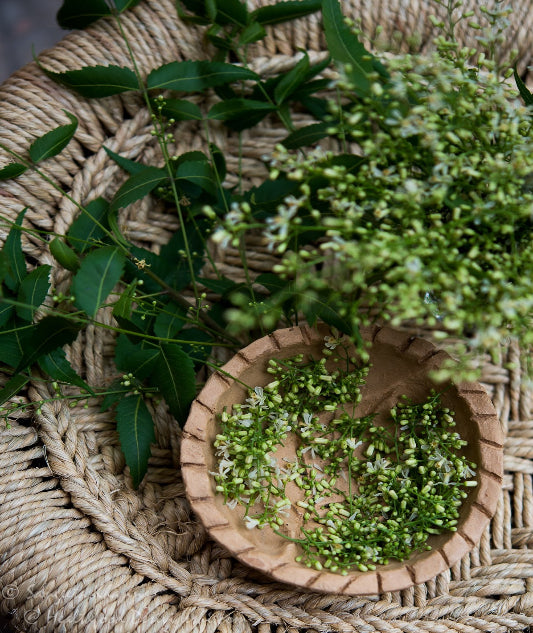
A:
[[1, 1, 533, 631]]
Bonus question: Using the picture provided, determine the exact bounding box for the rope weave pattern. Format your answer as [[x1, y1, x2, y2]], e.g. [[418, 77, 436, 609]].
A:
[[1, 1, 533, 630]]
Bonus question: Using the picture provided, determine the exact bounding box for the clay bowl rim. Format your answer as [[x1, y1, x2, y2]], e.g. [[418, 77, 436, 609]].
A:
[[181, 323, 503, 595]]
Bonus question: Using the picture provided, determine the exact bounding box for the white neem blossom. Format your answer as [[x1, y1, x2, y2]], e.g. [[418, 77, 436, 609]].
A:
[[244, 516, 260, 530]]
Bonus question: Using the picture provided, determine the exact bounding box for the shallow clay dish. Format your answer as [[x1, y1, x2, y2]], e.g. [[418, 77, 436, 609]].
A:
[[181, 324, 503, 595]]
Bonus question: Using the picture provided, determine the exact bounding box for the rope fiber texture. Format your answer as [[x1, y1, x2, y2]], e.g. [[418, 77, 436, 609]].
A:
[[1, 0, 533, 631]]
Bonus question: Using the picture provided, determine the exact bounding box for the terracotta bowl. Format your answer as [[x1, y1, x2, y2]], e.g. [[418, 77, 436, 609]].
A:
[[181, 324, 503, 595]]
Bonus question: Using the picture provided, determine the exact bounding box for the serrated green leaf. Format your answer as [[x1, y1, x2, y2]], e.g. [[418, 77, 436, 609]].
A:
[[49, 237, 80, 272], [282, 121, 330, 149], [44, 65, 139, 98], [252, 0, 321, 25], [178, 328, 213, 367], [114, 335, 161, 380], [213, 0, 248, 26], [67, 197, 110, 253], [301, 295, 351, 334], [255, 272, 290, 294], [16, 265, 51, 321], [0, 301, 14, 328], [116, 394, 155, 488], [15, 316, 82, 372], [149, 344, 196, 424], [209, 142, 227, 182], [198, 276, 240, 295], [514, 67, 533, 106], [29, 111, 78, 163], [100, 378, 131, 411], [239, 21, 266, 45], [207, 98, 276, 121], [153, 303, 186, 339], [147, 61, 258, 91], [158, 220, 208, 291], [322, 0, 377, 96], [38, 348, 93, 393], [0, 163, 27, 180], [2, 210, 27, 292], [274, 52, 310, 105], [156, 98, 204, 121], [113, 0, 143, 10], [0, 374, 30, 409], [0, 320, 34, 368], [57, 0, 110, 29], [176, 0, 210, 24], [176, 161, 216, 195], [104, 146, 147, 175], [72, 246, 126, 317], [110, 167, 167, 212], [112, 280, 137, 320], [246, 178, 299, 217]]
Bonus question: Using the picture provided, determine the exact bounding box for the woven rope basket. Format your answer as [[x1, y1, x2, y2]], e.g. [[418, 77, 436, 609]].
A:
[[1, 1, 533, 631]]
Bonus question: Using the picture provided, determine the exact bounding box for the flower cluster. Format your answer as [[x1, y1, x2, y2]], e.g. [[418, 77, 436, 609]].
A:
[[215, 39, 533, 379], [213, 341, 476, 573]]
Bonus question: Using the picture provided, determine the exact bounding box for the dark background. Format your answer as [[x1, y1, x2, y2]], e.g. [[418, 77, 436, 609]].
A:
[[0, 0, 64, 82], [0, 3, 64, 630]]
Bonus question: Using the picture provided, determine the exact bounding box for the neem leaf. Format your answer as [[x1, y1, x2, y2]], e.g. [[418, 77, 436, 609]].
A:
[[116, 394, 155, 488], [110, 167, 168, 212], [112, 280, 137, 321], [29, 111, 78, 163], [16, 265, 51, 322], [113, 0, 143, 10], [114, 335, 161, 380], [274, 52, 310, 105], [0, 300, 14, 328], [49, 237, 80, 272], [0, 374, 30, 409], [100, 378, 131, 411], [104, 146, 147, 175], [148, 343, 196, 424], [72, 246, 126, 317], [282, 121, 330, 149], [0, 163, 27, 180], [153, 303, 186, 339], [239, 21, 266, 46], [207, 98, 276, 120], [44, 65, 139, 98], [15, 316, 82, 372], [197, 276, 240, 295], [2, 209, 27, 292], [38, 348, 93, 393], [147, 61, 258, 92], [301, 295, 351, 334], [176, 161, 216, 195], [209, 142, 227, 182], [156, 98, 203, 121], [252, 0, 321, 25], [514, 67, 533, 106], [255, 272, 290, 294], [321, 0, 376, 96], [176, 0, 210, 24], [67, 197, 110, 253], [57, 0, 110, 29], [0, 320, 33, 368], [213, 0, 248, 26]]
